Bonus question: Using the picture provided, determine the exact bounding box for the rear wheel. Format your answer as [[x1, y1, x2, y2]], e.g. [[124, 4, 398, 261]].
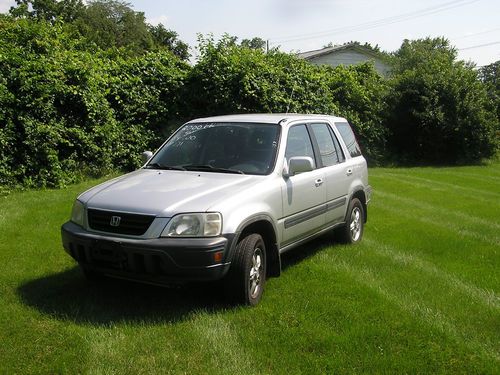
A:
[[337, 198, 364, 244], [226, 233, 266, 306]]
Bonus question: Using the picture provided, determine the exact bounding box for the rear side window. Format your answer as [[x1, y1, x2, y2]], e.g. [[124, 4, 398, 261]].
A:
[[310, 123, 344, 166], [335, 122, 362, 157]]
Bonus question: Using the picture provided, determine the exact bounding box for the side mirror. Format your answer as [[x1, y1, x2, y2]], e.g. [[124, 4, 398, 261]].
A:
[[283, 156, 314, 177], [141, 151, 153, 164]]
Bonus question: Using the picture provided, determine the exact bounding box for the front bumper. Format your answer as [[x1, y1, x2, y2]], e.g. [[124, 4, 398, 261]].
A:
[[61, 221, 234, 284]]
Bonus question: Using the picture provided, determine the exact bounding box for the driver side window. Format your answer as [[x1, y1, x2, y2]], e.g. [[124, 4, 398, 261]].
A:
[[285, 125, 315, 167]]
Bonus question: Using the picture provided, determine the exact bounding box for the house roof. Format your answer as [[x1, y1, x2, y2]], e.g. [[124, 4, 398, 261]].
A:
[[297, 43, 382, 61]]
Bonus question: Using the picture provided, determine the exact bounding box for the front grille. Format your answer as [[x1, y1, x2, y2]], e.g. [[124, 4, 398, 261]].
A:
[[68, 241, 174, 276], [87, 209, 155, 235]]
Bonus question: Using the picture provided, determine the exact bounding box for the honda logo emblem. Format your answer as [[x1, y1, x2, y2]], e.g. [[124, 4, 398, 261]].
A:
[[110, 216, 121, 227]]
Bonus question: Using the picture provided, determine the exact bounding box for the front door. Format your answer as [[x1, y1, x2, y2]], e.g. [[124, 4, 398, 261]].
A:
[[281, 124, 326, 246]]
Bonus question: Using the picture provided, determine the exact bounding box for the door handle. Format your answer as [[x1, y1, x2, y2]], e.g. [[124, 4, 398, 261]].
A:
[[315, 178, 323, 187], [346, 168, 353, 176]]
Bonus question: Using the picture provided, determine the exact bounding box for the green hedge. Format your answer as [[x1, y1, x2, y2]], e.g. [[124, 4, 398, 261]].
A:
[[385, 38, 498, 164], [0, 22, 498, 190], [187, 36, 388, 162], [0, 18, 188, 188]]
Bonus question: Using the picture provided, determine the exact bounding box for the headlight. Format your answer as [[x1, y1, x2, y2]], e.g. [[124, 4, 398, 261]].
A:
[[71, 200, 85, 227], [161, 213, 222, 237]]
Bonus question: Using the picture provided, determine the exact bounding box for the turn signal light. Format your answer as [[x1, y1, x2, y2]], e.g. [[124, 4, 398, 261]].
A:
[[213, 251, 223, 263]]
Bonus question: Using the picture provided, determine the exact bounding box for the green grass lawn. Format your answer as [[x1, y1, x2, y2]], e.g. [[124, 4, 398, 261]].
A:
[[1, 164, 499, 374]]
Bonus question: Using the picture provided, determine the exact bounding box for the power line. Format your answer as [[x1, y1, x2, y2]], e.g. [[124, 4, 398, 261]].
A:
[[270, 0, 478, 43], [452, 27, 500, 40], [269, 0, 480, 44], [271, 0, 479, 43], [458, 40, 500, 50]]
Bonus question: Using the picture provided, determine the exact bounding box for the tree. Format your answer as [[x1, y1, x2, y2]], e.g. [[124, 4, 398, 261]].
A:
[[74, 0, 153, 53], [479, 60, 500, 84], [0, 16, 189, 188], [322, 41, 384, 53], [344, 41, 382, 54], [240, 37, 266, 51], [391, 37, 455, 74], [8, 0, 191, 57], [385, 37, 498, 163], [479, 61, 500, 122], [148, 24, 189, 60], [9, 0, 84, 22], [186, 35, 387, 163]]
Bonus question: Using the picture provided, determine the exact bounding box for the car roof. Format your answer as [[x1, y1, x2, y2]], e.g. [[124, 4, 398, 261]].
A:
[[188, 113, 347, 125]]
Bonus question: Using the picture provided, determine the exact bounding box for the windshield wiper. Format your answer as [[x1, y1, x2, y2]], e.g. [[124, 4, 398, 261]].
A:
[[182, 164, 245, 174], [144, 163, 186, 171]]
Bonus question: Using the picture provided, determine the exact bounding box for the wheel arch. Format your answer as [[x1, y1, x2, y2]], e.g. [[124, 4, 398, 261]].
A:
[[232, 216, 281, 278], [349, 188, 367, 223]]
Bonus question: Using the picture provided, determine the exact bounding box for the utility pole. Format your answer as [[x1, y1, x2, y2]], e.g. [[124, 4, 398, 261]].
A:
[[266, 39, 269, 53]]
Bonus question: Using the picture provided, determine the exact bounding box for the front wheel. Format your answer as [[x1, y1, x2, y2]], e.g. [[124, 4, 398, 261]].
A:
[[337, 198, 365, 244], [226, 233, 266, 306]]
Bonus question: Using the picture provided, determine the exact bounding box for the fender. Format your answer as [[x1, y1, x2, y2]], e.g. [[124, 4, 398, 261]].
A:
[[226, 214, 281, 277], [345, 186, 368, 223]]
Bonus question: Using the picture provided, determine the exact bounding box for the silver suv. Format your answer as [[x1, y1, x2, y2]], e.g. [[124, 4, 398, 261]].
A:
[[61, 114, 371, 305]]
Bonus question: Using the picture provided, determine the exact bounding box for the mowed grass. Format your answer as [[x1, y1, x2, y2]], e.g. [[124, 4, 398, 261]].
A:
[[0, 163, 499, 374]]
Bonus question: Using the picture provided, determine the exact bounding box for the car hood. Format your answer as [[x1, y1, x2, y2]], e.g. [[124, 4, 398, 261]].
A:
[[81, 169, 260, 217]]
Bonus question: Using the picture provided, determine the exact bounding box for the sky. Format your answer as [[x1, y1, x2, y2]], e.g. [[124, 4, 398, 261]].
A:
[[1, 0, 499, 66]]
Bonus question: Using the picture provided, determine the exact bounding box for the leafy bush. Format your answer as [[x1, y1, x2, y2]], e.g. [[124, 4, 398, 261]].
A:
[[0, 18, 187, 188], [479, 61, 500, 124], [187, 35, 387, 163], [9, 0, 190, 59], [322, 63, 388, 163], [106, 50, 190, 144], [1, 20, 499, 190], [187, 35, 335, 115], [385, 38, 498, 164]]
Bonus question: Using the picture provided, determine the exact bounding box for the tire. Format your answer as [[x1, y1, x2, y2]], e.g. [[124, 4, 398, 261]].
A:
[[337, 198, 364, 244], [226, 233, 266, 306]]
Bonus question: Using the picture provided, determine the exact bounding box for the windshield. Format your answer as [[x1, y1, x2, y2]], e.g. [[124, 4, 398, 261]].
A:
[[147, 122, 281, 175]]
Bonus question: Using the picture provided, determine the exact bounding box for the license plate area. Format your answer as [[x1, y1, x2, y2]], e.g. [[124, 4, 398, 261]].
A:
[[90, 240, 128, 269]]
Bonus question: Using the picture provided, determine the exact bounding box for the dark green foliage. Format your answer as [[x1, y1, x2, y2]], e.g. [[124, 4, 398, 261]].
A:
[[0, 17, 187, 188], [9, 0, 189, 58], [105, 50, 190, 157], [322, 63, 388, 162], [479, 60, 500, 122], [148, 24, 190, 60], [10, 0, 85, 22], [73, 0, 153, 54], [240, 37, 267, 51], [188, 35, 338, 115], [187, 35, 387, 163], [385, 37, 498, 164], [1, 19, 111, 187], [1, 15, 499, 189]]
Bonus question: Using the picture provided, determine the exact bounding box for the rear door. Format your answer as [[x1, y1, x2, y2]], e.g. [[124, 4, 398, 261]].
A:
[[308, 123, 350, 224], [280, 124, 326, 246]]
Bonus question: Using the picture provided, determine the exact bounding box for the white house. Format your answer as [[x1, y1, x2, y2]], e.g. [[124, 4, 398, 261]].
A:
[[297, 43, 391, 77]]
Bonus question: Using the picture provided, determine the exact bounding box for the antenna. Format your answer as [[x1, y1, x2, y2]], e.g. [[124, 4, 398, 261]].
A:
[[285, 86, 295, 114]]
